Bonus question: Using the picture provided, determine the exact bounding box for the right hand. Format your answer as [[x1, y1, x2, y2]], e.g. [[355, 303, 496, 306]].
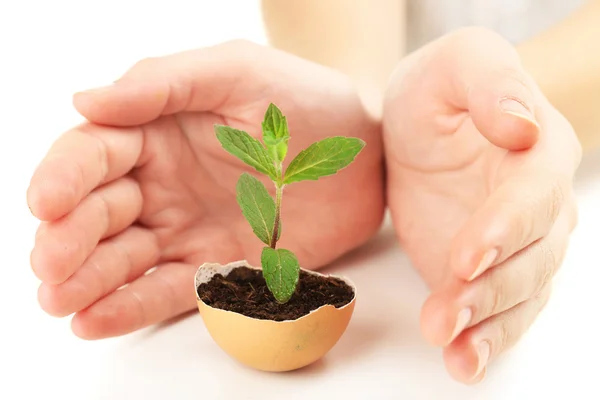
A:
[[381, 28, 581, 383], [27, 40, 385, 340]]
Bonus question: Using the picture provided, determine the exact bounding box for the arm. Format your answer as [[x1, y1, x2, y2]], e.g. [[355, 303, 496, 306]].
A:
[[517, 0, 600, 152], [260, 0, 406, 115], [261, 0, 600, 151]]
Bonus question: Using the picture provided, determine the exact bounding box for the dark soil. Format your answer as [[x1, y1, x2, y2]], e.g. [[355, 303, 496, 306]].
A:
[[196, 266, 355, 321]]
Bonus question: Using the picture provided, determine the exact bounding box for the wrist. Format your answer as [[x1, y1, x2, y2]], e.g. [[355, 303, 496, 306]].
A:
[[515, 1, 600, 152]]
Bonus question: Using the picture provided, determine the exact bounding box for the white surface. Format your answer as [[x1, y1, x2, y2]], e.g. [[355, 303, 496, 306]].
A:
[[1, 1, 599, 399]]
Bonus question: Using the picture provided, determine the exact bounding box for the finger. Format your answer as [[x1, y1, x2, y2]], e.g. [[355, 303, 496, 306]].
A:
[[423, 207, 572, 346], [27, 123, 143, 221], [450, 167, 577, 281], [37, 226, 160, 317], [450, 96, 580, 281], [443, 285, 551, 384], [72, 40, 262, 126], [71, 262, 197, 340], [435, 27, 540, 150], [30, 177, 143, 285]]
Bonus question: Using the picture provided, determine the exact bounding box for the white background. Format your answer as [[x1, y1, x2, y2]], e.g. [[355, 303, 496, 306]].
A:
[[1, 1, 599, 399]]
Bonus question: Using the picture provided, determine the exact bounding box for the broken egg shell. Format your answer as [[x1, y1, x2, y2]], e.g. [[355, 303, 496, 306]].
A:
[[194, 260, 356, 372]]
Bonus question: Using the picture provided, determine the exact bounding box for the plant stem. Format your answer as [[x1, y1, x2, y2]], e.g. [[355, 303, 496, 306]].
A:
[[270, 182, 283, 249]]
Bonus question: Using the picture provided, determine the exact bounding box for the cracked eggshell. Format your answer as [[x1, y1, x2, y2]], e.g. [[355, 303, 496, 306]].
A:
[[194, 260, 356, 372]]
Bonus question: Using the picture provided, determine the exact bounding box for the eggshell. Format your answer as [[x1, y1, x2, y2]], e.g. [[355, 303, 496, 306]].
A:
[[194, 260, 356, 372]]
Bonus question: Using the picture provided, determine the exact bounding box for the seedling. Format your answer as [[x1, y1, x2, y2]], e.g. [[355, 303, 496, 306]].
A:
[[214, 103, 365, 303]]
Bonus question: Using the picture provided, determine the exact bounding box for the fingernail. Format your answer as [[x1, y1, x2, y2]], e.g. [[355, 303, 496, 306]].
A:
[[499, 97, 540, 128], [469, 248, 498, 281], [477, 367, 487, 383], [475, 341, 490, 377], [449, 308, 472, 343]]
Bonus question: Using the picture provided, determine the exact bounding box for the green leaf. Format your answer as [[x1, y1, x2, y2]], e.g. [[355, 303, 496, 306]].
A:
[[283, 137, 365, 184], [215, 125, 277, 179], [261, 247, 300, 304], [236, 173, 278, 246], [261, 103, 290, 163]]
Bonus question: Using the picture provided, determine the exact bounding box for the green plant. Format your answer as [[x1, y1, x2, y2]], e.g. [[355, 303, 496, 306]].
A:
[[214, 103, 365, 304]]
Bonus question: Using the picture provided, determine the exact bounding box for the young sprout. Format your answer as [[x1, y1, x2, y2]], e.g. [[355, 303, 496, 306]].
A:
[[215, 103, 365, 303]]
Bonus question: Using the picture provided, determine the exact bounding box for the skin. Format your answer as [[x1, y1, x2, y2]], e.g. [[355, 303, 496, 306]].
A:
[[260, 1, 592, 384], [516, 0, 600, 151], [261, 0, 405, 117], [27, 40, 385, 340], [383, 28, 581, 383], [261, 0, 600, 152], [27, 17, 586, 383]]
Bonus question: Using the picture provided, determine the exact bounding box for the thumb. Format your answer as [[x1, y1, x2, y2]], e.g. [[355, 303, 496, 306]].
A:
[[72, 78, 171, 126], [438, 28, 541, 150], [71, 40, 253, 126]]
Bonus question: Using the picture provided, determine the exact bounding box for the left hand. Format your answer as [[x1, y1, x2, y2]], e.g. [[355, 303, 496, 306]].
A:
[[383, 27, 582, 383], [26, 41, 385, 339]]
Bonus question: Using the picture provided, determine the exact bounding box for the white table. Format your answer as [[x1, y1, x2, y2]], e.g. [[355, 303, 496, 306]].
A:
[[3, 152, 599, 399], [1, 1, 599, 398]]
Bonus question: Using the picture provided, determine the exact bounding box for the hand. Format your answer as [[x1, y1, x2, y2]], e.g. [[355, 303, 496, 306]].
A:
[[27, 40, 385, 339], [382, 28, 581, 383]]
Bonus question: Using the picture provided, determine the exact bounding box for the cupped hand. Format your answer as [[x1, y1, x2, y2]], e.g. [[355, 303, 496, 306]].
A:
[[27, 40, 385, 339], [383, 28, 581, 383]]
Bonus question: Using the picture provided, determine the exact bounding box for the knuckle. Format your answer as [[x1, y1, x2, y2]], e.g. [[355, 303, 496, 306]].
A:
[[532, 241, 558, 294], [490, 205, 526, 251], [110, 238, 134, 280], [92, 191, 111, 233], [489, 285, 553, 358], [502, 178, 565, 250], [86, 256, 107, 296], [496, 316, 512, 352], [510, 207, 529, 246], [486, 275, 507, 316], [496, 65, 529, 86], [123, 57, 162, 78], [153, 271, 180, 315], [119, 178, 143, 214], [132, 56, 159, 70], [62, 151, 87, 198], [543, 180, 564, 223], [220, 39, 259, 61], [94, 136, 110, 183], [76, 123, 110, 183]]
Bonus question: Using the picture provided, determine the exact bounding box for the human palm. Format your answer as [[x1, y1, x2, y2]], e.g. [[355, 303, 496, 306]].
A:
[[386, 99, 573, 287], [383, 28, 580, 383], [27, 41, 384, 339]]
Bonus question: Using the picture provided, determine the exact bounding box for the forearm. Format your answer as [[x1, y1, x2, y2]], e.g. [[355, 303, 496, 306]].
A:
[[260, 0, 405, 115], [517, 0, 600, 152]]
